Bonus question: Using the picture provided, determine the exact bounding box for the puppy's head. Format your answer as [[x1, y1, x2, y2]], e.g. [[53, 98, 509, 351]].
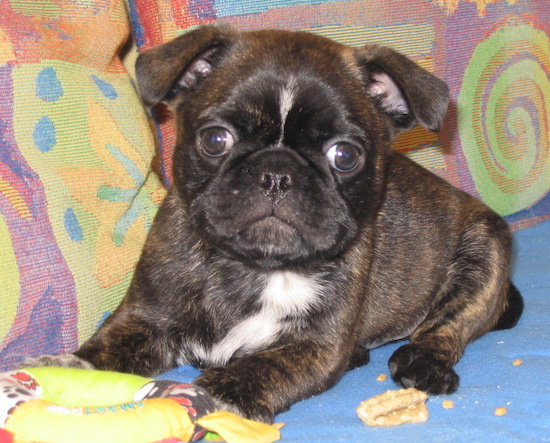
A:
[[136, 25, 449, 269]]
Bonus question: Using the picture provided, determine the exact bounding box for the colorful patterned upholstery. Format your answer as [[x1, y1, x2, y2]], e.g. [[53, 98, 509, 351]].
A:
[[1, 0, 549, 370], [0, 1, 165, 370]]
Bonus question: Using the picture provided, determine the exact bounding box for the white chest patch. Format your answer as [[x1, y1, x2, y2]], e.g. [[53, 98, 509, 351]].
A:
[[189, 271, 322, 367]]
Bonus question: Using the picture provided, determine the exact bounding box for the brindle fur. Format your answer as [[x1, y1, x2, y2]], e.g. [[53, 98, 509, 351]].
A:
[[23, 25, 522, 423]]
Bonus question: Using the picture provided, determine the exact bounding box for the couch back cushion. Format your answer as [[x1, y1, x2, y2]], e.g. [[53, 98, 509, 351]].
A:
[[0, 0, 165, 370]]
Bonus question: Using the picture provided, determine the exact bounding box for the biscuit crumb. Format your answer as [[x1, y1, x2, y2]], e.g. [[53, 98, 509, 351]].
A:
[[442, 400, 454, 409], [494, 407, 507, 416], [512, 359, 522, 366], [376, 374, 387, 382], [357, 388, 429, 427]]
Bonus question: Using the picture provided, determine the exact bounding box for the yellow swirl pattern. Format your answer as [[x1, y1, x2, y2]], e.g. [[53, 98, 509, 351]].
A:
[[458, 20, 550, 215]]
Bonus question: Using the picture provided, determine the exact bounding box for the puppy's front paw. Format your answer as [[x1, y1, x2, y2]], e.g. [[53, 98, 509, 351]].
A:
[[195, 368, 274, 423], [388, 345, 459, 395], [17, 353, 95, 370]]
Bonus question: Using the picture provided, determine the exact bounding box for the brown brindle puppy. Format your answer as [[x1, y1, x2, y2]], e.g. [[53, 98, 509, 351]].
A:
[[25, 25, 523, 423]]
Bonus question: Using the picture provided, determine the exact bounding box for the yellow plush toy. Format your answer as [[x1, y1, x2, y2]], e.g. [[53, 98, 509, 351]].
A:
[[0, 367, 281, 443]]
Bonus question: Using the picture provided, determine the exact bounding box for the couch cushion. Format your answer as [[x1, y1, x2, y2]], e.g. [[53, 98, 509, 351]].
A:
[[0, 0, 165, 370]]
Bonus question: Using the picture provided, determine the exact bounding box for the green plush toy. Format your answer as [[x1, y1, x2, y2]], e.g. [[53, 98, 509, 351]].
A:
[[0, 367, 281, 443]]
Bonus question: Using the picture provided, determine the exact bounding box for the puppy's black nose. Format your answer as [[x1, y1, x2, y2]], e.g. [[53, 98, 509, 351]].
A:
[[259, 172, 293, 196]]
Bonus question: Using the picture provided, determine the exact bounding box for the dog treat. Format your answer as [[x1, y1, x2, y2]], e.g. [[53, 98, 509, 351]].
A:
[[442, 400, 454, 409], [356, 388, 429, 427], [512, 359, 522, 366], [494, 407, 507, 416], [376, 374, 387, 382]]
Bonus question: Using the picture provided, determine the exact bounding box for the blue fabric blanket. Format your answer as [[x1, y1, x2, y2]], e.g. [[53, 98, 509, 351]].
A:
[[161, 219, 550, 442]]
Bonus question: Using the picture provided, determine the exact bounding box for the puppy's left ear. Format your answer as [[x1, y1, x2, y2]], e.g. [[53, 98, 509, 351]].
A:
[[357, 45, 449, 133], [135, 24, 236, 107]]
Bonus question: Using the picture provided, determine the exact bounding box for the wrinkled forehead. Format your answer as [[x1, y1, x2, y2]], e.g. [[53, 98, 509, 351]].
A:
[[198, 65, 366, 146]]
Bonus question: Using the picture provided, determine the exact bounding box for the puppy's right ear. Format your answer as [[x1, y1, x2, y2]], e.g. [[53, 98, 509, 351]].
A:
[[136, 24, 235, 107], [357, 45, 449, 134]]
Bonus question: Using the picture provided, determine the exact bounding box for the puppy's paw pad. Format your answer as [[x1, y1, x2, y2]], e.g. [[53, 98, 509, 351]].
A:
[[388, 345, 458, 395], [17, 354, 95, 370]]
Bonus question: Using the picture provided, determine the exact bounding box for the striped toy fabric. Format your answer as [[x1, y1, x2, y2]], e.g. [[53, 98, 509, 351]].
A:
[[0, 0, 165, 370], [129, 0, 550, 229]]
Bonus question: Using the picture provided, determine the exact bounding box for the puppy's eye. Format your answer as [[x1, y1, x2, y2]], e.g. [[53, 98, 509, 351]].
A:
[[325, 143, 362, 173], [199, 127, 234, 157]]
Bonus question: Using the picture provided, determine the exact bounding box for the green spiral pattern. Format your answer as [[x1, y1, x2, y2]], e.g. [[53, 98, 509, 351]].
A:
[[458, 21, 550, 216]]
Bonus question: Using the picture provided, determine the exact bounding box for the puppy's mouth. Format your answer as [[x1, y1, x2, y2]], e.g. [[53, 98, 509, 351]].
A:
[[220, 215, 310, 267], [189, 153, 360, 268], [241, 216, 300, 245]]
